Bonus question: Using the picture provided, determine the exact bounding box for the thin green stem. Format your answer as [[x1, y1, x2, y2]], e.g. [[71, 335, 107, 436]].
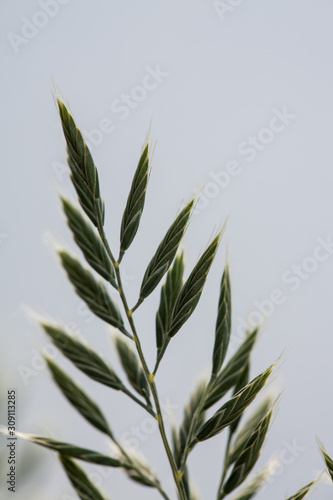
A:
[[121, 386, 156, 418], [131, 297, 144, 313], [179, 375, 215, 472], [112, 437, 171, 500], [118, 249, 125, 264], [153, 338, 170, 375], [114, 265, 187, 500], [95, 217, 186, 500]]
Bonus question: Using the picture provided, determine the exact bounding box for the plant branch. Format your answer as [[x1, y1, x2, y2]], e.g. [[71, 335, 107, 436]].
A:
[[121, 386, 156, 418], [114, 263, 187, 500], [95, 216, 187, 500], [112, 436, 171, 500], [179, 375, 216, 472], [153, 338, 170, 375]]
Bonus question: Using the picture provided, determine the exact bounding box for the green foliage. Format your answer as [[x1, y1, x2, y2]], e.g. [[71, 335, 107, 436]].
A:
[[318, 439, 333, 482], [20, 98, 327, 500], [120, 137, 150, 255], [228, 466, 270, 500], [156, 250, 185, 352], [45, 357, 113, 437], [60, 455, 108, 500], [57, 99, 104, 228], [195, 364, 274, 443], [138, 197, 194, 303], [42, 323, 122, 390], [61, 197, 116, 286], [285, 479, 317, 500], [212, 261, 231, 375], [59, 250, 127, 335], [167, 230, 224, 340], [204, 328, 259, 410], [114, 334, 151, 403], [221, 407, 273, 495], [226, 395, 273, 467]]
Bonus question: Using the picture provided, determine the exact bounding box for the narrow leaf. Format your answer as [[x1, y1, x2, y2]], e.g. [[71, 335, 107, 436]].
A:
[[156, 250, 185, 351], [195, 363, 274, 443], [138, 198, 195, 301], [286, 479, 317, 500], [46, 358, 112, 437], [167, 227, 225, 339], [212, 261, 231, 375], [59, 251, 127, 335], [41, 323, 122, 391], [57, 99, 104, 228], [204, 328, 259, 410], [61, 197, 116, 285], [120, 139, 150, 253], [60, 455, 108, 500], [221, 408, 273, 495], [114, 334, 150, 402]]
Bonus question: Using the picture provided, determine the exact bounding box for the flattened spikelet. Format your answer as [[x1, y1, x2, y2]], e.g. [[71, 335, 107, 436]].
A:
[[59, 251, 127, 335], [114, 334, 150, 402], [221, 408, 273, 495], [212, 261, 231, 375], [41, 323, 122, 390], [138, 198, 194, 301], [156, 250, 184, 351], [286, 479, 317, 500], [60, 455, 108, 500], [204, 328, 259, 410], [120, 138, 151, 254], [61, 197, 116, 285], [57, 99, 104, 228], [167, 227, 225, 339], [46, 358, 112, 437], [195, 363, 274, 443]]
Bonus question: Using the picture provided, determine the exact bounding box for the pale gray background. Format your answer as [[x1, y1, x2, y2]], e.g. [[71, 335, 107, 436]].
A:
[[1, 1, 333, 499]]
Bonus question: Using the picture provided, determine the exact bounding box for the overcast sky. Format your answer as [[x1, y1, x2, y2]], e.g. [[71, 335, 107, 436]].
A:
[[1, 1, 333, 499]]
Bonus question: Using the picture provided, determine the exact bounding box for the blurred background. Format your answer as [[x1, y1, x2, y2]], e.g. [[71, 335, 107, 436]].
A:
[[1, 1, 333, 498]]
